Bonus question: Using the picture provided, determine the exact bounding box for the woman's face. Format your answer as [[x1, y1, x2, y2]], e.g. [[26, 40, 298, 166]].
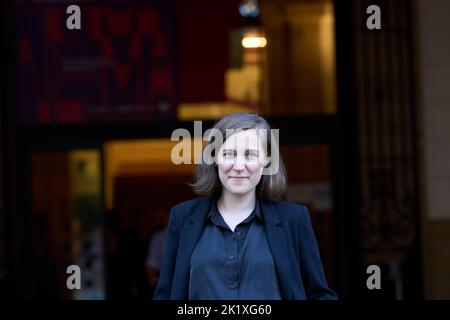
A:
[[216, 128, 267, 196]]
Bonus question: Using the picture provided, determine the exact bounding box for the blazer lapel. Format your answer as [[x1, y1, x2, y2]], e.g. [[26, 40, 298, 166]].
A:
[[260, 200, 295, 300], [171, 197, 212, 299]]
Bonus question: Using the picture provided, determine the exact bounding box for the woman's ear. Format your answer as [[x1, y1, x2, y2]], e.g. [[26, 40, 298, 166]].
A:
[[263, 157, 271, 168]]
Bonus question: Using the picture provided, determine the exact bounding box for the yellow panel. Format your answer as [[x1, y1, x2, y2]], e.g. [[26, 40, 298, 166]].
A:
[[178, 102, 257, 121], [104, 139, 200, 210]]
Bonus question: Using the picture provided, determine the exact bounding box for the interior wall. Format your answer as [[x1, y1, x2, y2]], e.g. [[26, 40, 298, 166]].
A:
[[260, 0, 336, 115], [417, 0, 450, 299]]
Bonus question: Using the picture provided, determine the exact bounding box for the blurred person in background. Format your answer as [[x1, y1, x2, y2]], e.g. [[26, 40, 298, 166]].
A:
[[145, 214, 168, 295]]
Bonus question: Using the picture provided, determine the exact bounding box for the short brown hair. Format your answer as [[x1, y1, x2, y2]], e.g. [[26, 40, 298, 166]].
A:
[[189, 113, 287, 201]]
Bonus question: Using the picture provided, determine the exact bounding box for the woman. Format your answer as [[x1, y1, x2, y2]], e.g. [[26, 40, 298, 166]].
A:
[[154, 113, 337, 300]]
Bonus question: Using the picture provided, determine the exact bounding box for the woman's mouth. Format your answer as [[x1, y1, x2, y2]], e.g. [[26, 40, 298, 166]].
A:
[[230, 176, 248, 181]]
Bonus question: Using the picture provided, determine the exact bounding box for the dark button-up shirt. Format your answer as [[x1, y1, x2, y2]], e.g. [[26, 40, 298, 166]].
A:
[[188, 197, 281, 300]]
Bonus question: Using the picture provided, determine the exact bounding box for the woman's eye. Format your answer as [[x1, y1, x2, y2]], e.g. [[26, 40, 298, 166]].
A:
[[223, 151, 234, 158], [246, 152, 258, 159]]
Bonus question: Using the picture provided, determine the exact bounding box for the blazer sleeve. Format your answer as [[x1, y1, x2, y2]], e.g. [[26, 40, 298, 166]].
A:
[[153, 206, 179, 300], [298, 206, 338, 300]]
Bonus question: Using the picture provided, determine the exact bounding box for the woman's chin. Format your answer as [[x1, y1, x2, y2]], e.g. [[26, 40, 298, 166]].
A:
[[226, 186, 252, 195]]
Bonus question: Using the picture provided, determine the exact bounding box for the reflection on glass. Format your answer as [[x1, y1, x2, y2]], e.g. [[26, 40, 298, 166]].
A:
[[31, 150, 105, 300], [281, 144, 335, 285]]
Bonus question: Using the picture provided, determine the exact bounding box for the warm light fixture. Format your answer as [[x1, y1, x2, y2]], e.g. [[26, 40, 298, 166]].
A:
[[241, 35, 267, 48]]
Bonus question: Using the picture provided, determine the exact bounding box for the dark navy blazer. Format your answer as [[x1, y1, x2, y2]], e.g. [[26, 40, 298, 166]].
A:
[[153, 196, 338, 300]]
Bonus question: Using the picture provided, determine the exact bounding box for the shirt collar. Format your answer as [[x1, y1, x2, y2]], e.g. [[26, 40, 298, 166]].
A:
[[207, 194, 263, 223]]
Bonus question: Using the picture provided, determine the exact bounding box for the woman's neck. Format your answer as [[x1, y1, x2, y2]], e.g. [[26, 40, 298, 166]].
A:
[[217, 189, 256, 216]]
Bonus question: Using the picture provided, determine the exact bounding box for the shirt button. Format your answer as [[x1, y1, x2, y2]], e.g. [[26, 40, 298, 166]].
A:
[[228, 255, 235, 260], [236, 231, 241, 236]]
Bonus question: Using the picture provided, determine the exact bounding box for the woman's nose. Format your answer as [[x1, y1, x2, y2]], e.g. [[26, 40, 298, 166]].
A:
[[233, 156, 245, 170]]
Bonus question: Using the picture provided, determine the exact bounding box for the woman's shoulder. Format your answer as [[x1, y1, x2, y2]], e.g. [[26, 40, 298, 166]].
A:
[[172, 196, 210, 210], [269, 199, 310, 223], [169, 197, 212, 220]]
